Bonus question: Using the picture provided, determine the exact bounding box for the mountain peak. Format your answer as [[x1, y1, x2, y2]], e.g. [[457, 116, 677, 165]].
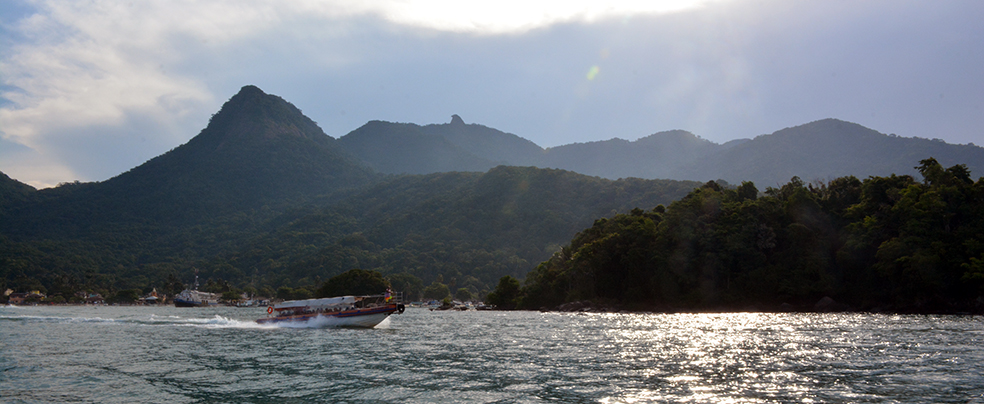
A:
[[635, 129, 709, 145], [225, 85, 266, 102], [768, 118, 883, 143], [96, 85, 376, 222], [194, 85, 330, 149], [237, 84, 265, 95], [219, 85, 269, 113], [450, 114, 465, 126]]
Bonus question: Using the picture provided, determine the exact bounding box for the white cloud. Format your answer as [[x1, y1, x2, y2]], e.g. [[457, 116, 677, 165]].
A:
[[1, 0, 982, 187], [1, 1, 220, 153], [360, 0, 729, 34], [0, 0, 729, 186], [0, 1, 285, 185]]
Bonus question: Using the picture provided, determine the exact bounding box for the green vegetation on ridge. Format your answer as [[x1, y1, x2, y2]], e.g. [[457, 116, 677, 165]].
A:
[[0, 164, 699, 303], [506, 158, 984, 313]]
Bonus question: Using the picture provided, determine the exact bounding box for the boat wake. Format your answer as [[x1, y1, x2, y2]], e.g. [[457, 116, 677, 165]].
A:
[[161, 314, 269, 329], [0, 313, 268, 329]]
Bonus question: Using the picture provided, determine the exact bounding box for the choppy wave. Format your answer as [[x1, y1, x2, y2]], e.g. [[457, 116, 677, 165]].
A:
[[2, 308, 982, 403]]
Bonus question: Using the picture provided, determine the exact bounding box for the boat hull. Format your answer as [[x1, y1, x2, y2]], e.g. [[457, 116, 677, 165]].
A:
[[173, 289, 218, 307], [256, 304, 400, 328], [173, 299, 201, 308], [174, 299, 217, 307]]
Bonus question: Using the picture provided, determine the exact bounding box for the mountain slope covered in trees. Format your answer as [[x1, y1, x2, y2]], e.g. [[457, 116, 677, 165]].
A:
[[4, 85, 379, 239], [507, 158, 984, 313], [0, 86, 701, 303], [219, 166, 701, 295]]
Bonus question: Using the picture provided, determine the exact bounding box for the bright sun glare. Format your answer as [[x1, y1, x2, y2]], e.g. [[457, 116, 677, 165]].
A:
[[376, 0, 731, 33]]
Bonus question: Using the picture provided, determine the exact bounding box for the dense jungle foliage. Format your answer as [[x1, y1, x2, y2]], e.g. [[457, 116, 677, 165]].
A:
[[0, 166, 699, 304], [509, 158, 984, 313]]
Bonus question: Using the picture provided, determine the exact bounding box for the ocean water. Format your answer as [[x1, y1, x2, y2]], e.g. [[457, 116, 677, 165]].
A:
[[1, 305, 983, 403]]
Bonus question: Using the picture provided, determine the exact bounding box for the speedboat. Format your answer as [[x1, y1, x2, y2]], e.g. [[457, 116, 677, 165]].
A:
[[256, 295, 405, 328]]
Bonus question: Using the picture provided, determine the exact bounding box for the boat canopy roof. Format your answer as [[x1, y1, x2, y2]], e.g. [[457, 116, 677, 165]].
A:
[[275, 296, 357, 309]]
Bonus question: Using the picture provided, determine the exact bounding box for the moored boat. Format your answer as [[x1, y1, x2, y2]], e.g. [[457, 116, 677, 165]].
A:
[[256, 294, 405, 328], [173, 289, 219, 307], [174, 272, 219, 307]]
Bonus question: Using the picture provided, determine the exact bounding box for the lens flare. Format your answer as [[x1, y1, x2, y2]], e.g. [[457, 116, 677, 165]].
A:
[[587, 65, 601, 80]]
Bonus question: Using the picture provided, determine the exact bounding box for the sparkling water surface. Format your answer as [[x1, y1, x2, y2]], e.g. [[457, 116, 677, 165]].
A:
[[2, 305, 983, 403]]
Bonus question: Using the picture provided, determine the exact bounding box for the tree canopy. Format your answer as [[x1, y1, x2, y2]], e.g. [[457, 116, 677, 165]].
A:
[[515, 159, 984, 313], [316, 269, 390, 297]]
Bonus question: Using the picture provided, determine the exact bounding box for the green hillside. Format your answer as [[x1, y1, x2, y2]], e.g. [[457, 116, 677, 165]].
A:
[[148, 167, 701, 300], [512, 159, 984, 313], [0, 172, 35, 214]]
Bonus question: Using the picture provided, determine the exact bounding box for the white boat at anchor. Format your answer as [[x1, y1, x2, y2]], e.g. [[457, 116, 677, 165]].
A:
[[256, 294, 405, 328], [173, 289, 219, 307], [173, 272, 219, 307]]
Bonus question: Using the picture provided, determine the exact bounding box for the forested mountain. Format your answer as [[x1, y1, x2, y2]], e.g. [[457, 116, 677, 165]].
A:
[[4, 85, 379, 239], [419, 115, 544, 166], [206, 167, 700, 297], [540, 130, 723, 180], [335, 117, 984, 187], [0, 86, 700, 303], [99, 85, 378, 219], [507, 158, 984, 314], [337, 120, 496, 174], [0, 172, 35, 214], [337, 114, 543, 174]]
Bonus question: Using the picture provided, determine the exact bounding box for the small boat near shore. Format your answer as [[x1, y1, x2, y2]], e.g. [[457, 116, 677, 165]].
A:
[[173, 289, 219, 307], [174, 272, 219, 307], [256, 294, 405, 328]]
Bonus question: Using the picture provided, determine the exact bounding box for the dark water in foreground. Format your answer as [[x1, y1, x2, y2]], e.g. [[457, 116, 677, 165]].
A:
[[1, 306, 983, 403]]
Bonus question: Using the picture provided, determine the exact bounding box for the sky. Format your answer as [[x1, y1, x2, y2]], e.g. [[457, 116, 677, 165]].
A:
[[1, 0, 982, 189]]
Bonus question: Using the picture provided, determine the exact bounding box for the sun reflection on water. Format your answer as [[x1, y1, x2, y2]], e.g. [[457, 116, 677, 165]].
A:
[[587, 312, 967, 403], [2, 307, 982, 402]]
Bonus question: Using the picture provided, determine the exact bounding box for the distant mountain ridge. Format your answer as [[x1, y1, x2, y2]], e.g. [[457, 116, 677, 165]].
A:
[[540, 129, 722, 181], [337, 115, 543, 174], [338, 120, 497, 174], [686, 118, 984, 186], [337, 117, 984, 186], [420, 115, 544, 166]]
